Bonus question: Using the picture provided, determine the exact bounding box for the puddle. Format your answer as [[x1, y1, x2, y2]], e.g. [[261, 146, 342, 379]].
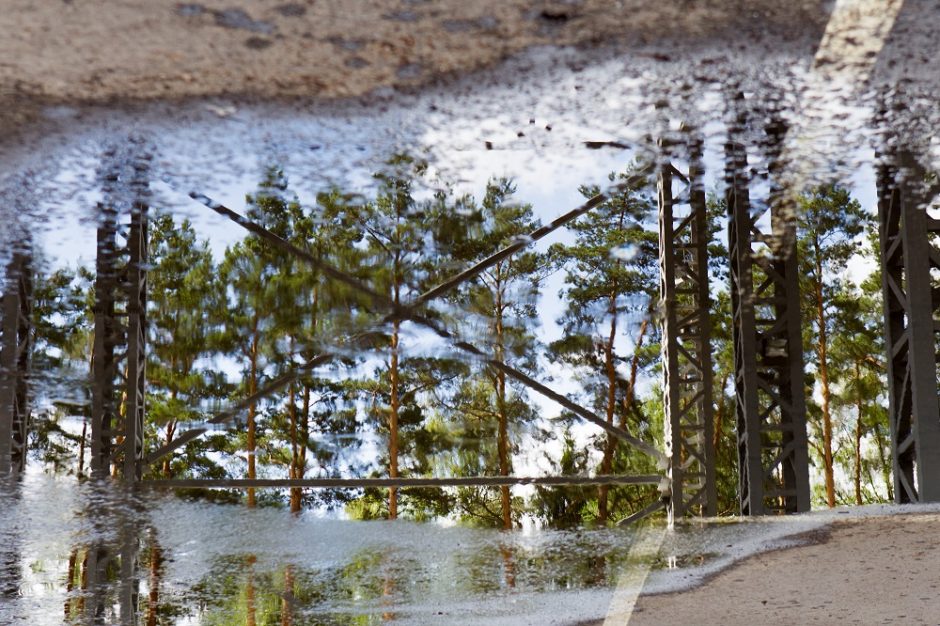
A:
[[0, 473, 858, 625], [2, 2, 940, 624]]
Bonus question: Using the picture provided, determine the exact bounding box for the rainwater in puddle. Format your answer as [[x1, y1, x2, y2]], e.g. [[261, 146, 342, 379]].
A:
[[2, 472, 837, 625], [2, 1, 940, 624]]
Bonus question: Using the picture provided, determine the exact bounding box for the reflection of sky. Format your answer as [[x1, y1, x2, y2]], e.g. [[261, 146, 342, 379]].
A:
[[8, 34, 918, 485], [32, 141, 885, 489], [30, 130, 644, 481]]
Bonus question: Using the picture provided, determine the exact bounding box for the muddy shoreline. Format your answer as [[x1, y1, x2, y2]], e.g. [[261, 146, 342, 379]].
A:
[[0, 0, 835, 150], [629, 513, 940, 624]]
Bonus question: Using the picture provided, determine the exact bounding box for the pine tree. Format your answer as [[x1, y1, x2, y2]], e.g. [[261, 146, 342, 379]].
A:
[[262, 185, 366, 513], [549, 165, 660, 524], [348, 156, 445, 519], [25, 262, 91, 473], [438, 178, 547, 528], [147, 214, 220, 478], [218, 168, 303, 507], [796, 185, 867, 507], [829, 227, 891, 503]]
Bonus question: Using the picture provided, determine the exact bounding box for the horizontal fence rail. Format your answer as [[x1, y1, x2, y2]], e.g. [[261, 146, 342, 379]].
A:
[[144, 474, 664, 489]]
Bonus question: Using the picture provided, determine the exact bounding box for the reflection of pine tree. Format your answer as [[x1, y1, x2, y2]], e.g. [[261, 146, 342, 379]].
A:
[[829, 227, 891, 504], [710, 289, 742, 515], [218, 168, 307, 507], [218, 169, 368, 511], [259, 182, 365, 514], [796, 185, 867, 507], [529, 430, 592, 528], [346, 155, 458, 520], [702, 196, 741, 516], [27, 262, 92, 474], [439, 178, 547, 529], [147, 214, 222, 479], [547, 164, 660, 525]]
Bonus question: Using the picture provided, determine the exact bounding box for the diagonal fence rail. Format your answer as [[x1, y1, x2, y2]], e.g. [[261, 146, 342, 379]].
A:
[[155, 172, 664, 464], [136, 169, 669, 523]]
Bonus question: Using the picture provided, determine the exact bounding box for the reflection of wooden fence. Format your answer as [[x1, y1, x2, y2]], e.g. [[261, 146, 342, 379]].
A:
[[5, 120, 940, 521], [877, 150, 940, 504], [149, 475, 662, 489], [88, 141, 151, 481], [143, 164, 670, 525], [0, 249, 31, 473]]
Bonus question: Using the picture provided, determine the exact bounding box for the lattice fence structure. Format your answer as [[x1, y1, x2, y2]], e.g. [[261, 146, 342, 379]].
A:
[[8, 125, 940, 520], [658, 136, 717, 519], [0, 248, 32, 474], [89, 141, 152, 479], [724, 103, 811, 515], [877, 149, 940, 503], [141, 166, 669, 523]]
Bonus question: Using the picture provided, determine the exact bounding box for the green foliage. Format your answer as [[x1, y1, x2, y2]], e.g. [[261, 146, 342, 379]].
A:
[[23, 154, 902, 525], [797, 184, 874, 506], [528, 429, 594, 527], [146, 213, 228, 480], [26, 261, 92, 473], [545, 163, 661, 525], [433, 178, 549, 527], [826, 226, 892, 503]]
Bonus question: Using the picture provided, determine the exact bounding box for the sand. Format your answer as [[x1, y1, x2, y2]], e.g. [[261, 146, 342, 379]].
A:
[[630, 513, 940, 625], [0, 0, 832, 134], [0, 0, 831, 102]]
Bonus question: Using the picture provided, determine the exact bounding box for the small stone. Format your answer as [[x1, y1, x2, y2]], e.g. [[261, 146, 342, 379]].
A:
[[215, 9, 274, 34], [396, 63, 422, 80], [275, 3, 307, 17], [205, 103, 237, 117], [345, 57, 369, 69], [175, 3, 206, 17], [244, 37, 273, 50], [383, 11, 420, 23]]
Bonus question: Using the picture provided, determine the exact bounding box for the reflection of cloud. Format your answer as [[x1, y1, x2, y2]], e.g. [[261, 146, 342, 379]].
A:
[[776, 0, 903, 223]]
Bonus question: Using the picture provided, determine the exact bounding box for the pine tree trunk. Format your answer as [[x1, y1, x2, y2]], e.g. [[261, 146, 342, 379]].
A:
[[162, 388, 177, 478], [245, 555, 257, 626], [290, 288, 317, 513], [499, 544, 516, 588], [389, 316, 400, 520], [295, 387, 310, 512], [814, 252, 836, 508], [146, 542, 162, 626], [598, 294, 618, 524], [78, 550, 88, 615], [77, 418, 87, 479], [854, 359, 864, 505], [288, 380, 300, 513], [162, 420, 176, 478], [65, 548, 78, 619], [621, 318, 647, 428], [114, 363, 129, 478], [381, 568, 396, 621], [494, 283, 511, 530], [247, 314, 259, 508], [288, 384, 308, 514], [872, 419, 892, 501], [282, 565, 294, 626]]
